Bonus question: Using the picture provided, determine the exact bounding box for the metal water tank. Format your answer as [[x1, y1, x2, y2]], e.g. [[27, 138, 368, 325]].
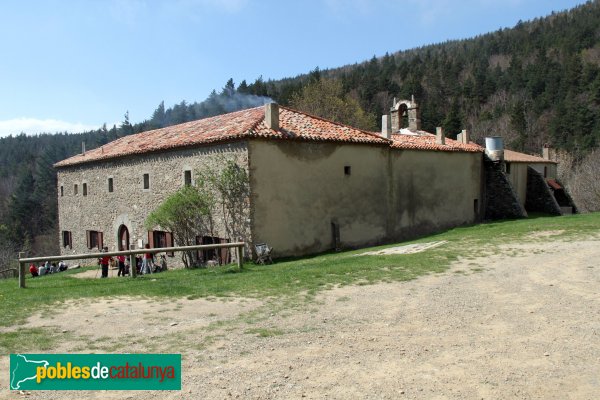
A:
[[485, 136, 504, 162]]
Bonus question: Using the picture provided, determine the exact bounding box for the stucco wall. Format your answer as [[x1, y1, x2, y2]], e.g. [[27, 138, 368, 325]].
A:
[[507, 162, 557, 207], [248, 141, 390, 257], [249, 140, 483, 257], [56, 142, 249, 264], [506, 163, 528, 207], [389, 150, 483, 240], [529, 162, 557, 179]]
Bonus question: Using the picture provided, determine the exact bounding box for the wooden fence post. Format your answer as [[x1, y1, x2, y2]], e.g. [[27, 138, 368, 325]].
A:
[[236, 245, 243, 269], [18, 252, 26, 289], [130, 254, 137, 278]]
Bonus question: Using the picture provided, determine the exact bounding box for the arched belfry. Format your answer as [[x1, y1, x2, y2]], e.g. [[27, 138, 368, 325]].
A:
[[390, 95, 421, 132]]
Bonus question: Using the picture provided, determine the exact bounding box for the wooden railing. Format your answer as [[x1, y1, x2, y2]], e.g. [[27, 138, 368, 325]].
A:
[[17, 242, 245, 289]]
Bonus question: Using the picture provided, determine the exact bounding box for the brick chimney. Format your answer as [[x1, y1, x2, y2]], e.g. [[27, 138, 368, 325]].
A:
[[265, 103, 279, 131]]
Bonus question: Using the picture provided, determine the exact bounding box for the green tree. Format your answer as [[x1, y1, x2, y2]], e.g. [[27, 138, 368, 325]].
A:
[[146, 185, 216, 268], [119, 111, 134, 137], [290, 78, 376, 131]]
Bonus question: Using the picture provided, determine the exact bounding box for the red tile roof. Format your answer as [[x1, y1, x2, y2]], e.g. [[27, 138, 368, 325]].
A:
[[390, 133, 483, 152], [55, 105, 482, 168], [547, 179, 562, 190], [504, 149, 556, 163]]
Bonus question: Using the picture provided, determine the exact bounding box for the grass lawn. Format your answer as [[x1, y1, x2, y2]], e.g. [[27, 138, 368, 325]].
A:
[[1, 213, 599, 338]]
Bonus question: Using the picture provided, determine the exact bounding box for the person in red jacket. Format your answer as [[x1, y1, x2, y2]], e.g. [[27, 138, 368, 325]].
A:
[[29, 263, 38, 277], [99, 247, 111, 278]]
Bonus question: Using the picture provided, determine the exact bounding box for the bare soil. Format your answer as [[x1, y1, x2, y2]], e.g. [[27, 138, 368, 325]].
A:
[[3, 237, 600, 399]]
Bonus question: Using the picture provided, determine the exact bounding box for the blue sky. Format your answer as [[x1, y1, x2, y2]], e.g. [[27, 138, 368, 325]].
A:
[[0, 0, 589, 137]]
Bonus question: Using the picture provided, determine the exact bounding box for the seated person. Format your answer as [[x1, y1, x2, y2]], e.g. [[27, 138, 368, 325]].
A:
[[58, 261, 67, 271], [38, 264, 47, 276], [29, 264, 38, 277]]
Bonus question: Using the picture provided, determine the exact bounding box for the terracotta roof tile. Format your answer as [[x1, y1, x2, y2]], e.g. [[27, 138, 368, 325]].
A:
[[55, 105, 482, 168], [389, 133, 483, 153], [54, 107, 266, 167], [504, 149, 556, 163]]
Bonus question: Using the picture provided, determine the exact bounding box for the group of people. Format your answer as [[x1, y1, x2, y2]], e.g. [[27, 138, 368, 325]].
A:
[[28, 246, 168, 279], [137, 244, 168, 275], [97, 244, 167, 278], [29, 260, 68, 277], [98, 247, 130, 278]]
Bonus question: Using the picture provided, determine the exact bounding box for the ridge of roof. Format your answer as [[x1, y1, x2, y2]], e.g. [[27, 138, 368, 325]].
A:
[[504, 149, 557, 163], [54, 107, 265, 167], [389, 132, 483, 153], [54, 105, 483, 168]]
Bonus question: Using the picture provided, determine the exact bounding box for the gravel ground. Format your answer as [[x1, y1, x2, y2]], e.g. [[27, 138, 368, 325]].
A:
[[3, 237, 600, 399]]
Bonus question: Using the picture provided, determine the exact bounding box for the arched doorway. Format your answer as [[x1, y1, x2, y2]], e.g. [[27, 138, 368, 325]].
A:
[[118, 225, 130, 251]]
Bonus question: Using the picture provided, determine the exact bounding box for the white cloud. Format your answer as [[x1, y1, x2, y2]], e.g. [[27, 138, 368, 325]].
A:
[[0, 118, 100, 137]]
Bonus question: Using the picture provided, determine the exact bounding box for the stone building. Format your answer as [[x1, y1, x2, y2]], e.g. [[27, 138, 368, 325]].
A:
[[55, 102, 485, 263], [503, 147, 575, 215]]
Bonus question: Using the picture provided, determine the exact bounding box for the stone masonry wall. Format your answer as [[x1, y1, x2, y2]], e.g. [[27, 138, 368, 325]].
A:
[[484, 158, 527, 220], [525, 166, 562, 215], [56, 141, 249, 266]]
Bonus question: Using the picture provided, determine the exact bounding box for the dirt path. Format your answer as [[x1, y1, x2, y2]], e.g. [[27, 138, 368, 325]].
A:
[[3, 238, 600, 399]]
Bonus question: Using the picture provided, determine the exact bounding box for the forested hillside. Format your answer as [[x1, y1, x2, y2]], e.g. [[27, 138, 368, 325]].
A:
[[1, 1, 599, 259]]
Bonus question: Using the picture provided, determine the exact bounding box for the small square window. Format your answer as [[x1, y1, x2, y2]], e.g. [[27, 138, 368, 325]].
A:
[[344, 166, 351, 175], [108, 177, 114, 193], [86, 230, 103, 250], [60, 186, 64, 197], [184, 170, 192, 186], [74, 184, 78, 195], [62, 231, 72, 249], [143, 173, 150, 190], [83, 183, 88, 196]]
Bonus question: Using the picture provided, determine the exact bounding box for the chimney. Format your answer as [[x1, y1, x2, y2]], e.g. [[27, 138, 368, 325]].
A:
[[381, 115, 392, 139], [82, 141, 86, 155], [265, 102, 279, 131], [436, 127, 445, 145], [543, 144, 553, 160], [461, 129, 469, 144]]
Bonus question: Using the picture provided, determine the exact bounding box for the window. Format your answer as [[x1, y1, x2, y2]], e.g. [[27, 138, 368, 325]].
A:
[[108, 177, 114, 193], [74, 184, 78, 195], [148, 230, 174, 256], [344, 166, 351, 175], [143, 173, 150, 190], [86, 230, 103, 250], [60, 186, 64, 197], [196, 236, 230, 264], [184, 170, 192, 186], [62, 231, 72, 249], [544, 166, 548, 178], [83, 183, 88, 196], [505, 163, 511, 174], [474, 199, 479, 214]]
